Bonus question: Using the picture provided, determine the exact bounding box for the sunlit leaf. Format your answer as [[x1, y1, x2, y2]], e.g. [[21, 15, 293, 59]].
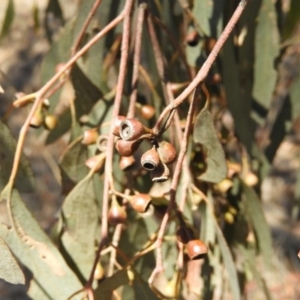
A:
[[0, 0, 14, 38], [193, 104, 227, 183], [0, 237, 24, 285], [0, 120, 34, 192], [192, 0, 225, 37], [60, 175, 99, 280], [253, 0, 279, 109], [0, 189, 82, 299], [241, 181, 273, 268]]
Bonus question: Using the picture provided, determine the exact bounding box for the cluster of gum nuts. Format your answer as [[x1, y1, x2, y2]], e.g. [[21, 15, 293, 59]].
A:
[[112, 116, 207, 260], [113, 116, 177, 182], [83, 115, 208, 260]]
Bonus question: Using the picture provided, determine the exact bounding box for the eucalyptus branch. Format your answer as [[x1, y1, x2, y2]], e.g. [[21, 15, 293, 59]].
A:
[[149, 87, 198, 283], [4, 11, 126, 195], [101, 0, 134, 242], [127, 3, 147, 118], [72, 0, 103, 56], [152, 0, 249, 133]]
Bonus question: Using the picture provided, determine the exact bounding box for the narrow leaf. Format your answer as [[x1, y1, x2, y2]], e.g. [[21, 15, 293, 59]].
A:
[[60, 175, 99, 280], [193, 105, 227, 183], [242, 181, 273, 268], [0, 189, 82, 299], [94, 269, 129, 299], [0, 120, 34, 192], [0, 237, 24, 285], [0, 0, 14, 38], [253, 0, 279, 109], [207, 193, 241, 300]]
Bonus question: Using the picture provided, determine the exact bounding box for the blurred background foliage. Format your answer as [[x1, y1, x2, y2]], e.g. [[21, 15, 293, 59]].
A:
[[0, 0, 299, 299]]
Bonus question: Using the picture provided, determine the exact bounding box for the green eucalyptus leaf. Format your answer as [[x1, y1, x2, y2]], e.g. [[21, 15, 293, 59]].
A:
[[60, 175, 99, 280], [207, 192, 241, 300], [253, 0, 279, 109], [0, 237, 24, 285], [0, 120, 34, 192], [192, 0, 225, 37], [241, 181, 273, 268], [94, 269, 129, 299], [282, 0, 300, 40], [0, 0, 14, 39], [60, 138, 89, 191], [238, 244, 273, 300], [0, 189, 82, 299], [193, 105, 227, 183]]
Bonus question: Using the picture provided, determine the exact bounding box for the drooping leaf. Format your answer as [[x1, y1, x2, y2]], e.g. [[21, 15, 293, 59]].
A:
[[193, 104, 227, 183], [282, 0, 300, 40], [241, 181, 273, 269], [253, 0, 280, 109], [118, 210, 155, 281], [0, 0, 14, 38], [0, 189, 83, 299], [0, 237, 24, 285], [59, 138, 89, 192], [0, 120, 34, 192], [94, 269, 129, 299], [44, 0, 64, 41], [238, 243, 273, 300], [60, 175, 99, 280], [207, 192, 241, 300]]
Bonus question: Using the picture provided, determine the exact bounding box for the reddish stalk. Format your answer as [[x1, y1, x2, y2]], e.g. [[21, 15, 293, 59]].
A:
[[149, 87, 198, 283], [71, 0, 103, 56], [5, 11, 126, 194], [127, 3, 147, 118]]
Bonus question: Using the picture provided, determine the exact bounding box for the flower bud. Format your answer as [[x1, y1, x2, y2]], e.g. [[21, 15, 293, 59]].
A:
[[44, 114, 58, 130], [157, 141, 177, 164], [129, 194, 152, 213], [115, 139, 142, 157], [119, 156, 136, 171], [108, 201, 127, 225], [82, 129, 99, 145], [120, 118, 152, 141], [187, 239, 208, 260], [139, 104, 155, 120], [141, 146, 160, 171], [112, 116, 126, 137], [85, 154, 104, 172], [97, 135, 109, 152], [30, 110, 44, 128]]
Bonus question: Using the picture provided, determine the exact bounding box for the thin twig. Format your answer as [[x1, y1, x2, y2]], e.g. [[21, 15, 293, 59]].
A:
[[72, 0, 103, 56], [153, 0, 249, 134], [101, 0, 134, 245], [127, 3, 147, 118], [149, 87, 199, 283], [4, 9, 126, 195]]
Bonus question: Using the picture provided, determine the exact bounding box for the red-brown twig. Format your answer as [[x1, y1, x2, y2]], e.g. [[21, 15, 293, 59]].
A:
[[152, 0, 249, 134], [72, 0, 103, 56], [149, 87, 199, 284], [4, 10, 126, 196], [127, 2, 147, 118]]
